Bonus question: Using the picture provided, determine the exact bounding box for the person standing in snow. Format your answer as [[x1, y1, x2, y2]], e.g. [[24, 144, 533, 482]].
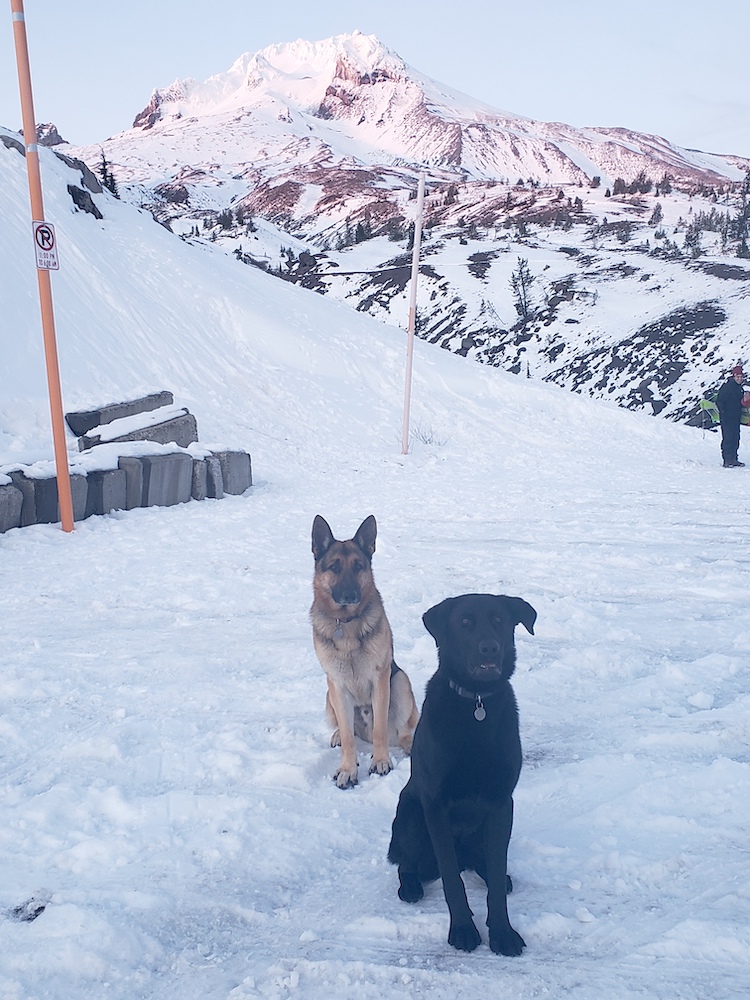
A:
[[716, 365, 750, 467]]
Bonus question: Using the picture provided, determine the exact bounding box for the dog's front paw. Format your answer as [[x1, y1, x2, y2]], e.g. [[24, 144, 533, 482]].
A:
[[448, 918, 481, 952], [369, 755, 393, 776], [330, 729, 341, 748], [397, 872, 424, 903], [333, 767, 358, 789], [489, 924, 526, 956]]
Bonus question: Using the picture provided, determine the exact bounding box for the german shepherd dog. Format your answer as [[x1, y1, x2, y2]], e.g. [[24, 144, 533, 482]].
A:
[[310, 515, 419, 789], [388, 593, 536, 955]]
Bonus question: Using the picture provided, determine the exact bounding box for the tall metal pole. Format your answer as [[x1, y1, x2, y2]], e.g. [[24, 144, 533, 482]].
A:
[[10, 0, 74, 531], [401, 172, 425, 455]]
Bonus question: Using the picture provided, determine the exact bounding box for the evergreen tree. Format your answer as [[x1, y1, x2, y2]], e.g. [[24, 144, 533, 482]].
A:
[[649, 202, 664, 226], [734, 174, 750, 258], [98, 152, 119, 198], [354, 212, 372, 243], [684, 221, 702, 257], [628, 170, 652, 195], [386, 218, 404, 241], [617, 221, 633, 243], [509, 257, 535, 321], [338, 216, 354, 249], [217, 209, 234, 230]]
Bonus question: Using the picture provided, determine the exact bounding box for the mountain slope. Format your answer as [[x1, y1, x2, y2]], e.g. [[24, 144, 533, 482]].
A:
[[47, 33, 750, 424]]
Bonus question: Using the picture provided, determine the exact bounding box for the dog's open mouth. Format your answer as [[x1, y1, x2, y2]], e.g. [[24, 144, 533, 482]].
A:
[[470, 661, 501, 678]]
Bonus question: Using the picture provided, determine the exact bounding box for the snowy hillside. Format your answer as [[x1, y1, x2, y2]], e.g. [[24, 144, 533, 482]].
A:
[[289, 182, 750, 425], [2, 110, 750, 1000]]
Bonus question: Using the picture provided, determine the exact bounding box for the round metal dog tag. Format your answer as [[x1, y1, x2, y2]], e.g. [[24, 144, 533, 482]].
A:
[[474, 699, 486, 721]]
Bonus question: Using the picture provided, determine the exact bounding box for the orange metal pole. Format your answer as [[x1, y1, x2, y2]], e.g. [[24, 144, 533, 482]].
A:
[[10, 0, 74, 531]]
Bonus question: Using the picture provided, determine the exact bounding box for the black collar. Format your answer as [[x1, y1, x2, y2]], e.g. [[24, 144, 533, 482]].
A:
[[448, 678, 500, 721], [332, 612, 360, 639], [335, 613, 360, 625], [448, 679, 498, 700]]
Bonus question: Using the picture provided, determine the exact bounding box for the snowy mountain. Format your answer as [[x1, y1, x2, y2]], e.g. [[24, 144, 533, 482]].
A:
[[2, 114, 750, 1000], [73, 32, 748, 211], [23, 33, 750, 422]]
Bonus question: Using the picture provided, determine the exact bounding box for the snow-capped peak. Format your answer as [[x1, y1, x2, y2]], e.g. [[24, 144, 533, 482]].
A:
[[133, 32, 407, 128]]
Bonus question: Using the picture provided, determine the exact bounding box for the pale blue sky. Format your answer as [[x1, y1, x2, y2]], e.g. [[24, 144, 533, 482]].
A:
[[2, 0, 749, 156]]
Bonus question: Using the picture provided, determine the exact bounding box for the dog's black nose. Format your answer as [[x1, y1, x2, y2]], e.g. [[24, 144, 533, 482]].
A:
[[479, 639, 500, 657], [333, 588, 360, 606]]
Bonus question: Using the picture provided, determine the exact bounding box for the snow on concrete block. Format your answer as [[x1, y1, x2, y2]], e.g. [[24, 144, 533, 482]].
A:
[[118, 457, 144, 510], [191, 458, 208, 501], [0, 484, 23, 533], [141, 453, 193, 508], [33, 474, 88, 524], [85, 468, 128, 517], [215, 451, 252, 495], [65, 391, 174, 437], [79, 412, 198, 451], [8, 472, 37, 526], [206, 455, 224, 499]]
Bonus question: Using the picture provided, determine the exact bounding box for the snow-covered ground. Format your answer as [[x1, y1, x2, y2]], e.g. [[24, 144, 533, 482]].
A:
[[1, 131, 749, 1000]]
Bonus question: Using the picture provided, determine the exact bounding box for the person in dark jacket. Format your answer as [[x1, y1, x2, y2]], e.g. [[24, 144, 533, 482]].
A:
[[716, 365, 750, 467]]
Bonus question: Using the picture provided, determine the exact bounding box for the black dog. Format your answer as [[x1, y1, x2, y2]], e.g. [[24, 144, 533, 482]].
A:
[[388, 593, 536, 955]]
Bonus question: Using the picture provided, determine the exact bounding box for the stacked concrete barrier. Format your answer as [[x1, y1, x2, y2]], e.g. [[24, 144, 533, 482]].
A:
[[64, 391, 175, 438], [0, 480, 23, 533], [0, 392, 252, 533]]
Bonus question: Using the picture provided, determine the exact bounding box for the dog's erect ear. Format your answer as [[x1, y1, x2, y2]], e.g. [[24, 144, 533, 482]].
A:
[[312, 515, 335, 561], [502, 596, 537, 635], [422, 598, 455, 646], [353, 515, 377, 558]]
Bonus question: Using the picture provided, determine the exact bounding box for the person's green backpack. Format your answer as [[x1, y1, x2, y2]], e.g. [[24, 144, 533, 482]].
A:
[[699, 397, 720, 426], [701, 393, 750, 426]]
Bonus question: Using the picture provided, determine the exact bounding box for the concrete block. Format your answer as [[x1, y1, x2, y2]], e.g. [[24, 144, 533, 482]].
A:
[[191, 458, 208, 501], [66, 390, 174, 436], [0, 484, 23, 533], [33, 474, 88, 524], [79, 412, 198, 451], [8, 472, 37, 526], [118, 457, 144, 510], [85, 468, 128, 517], [141, 453, 193, 508], [215, 450, 252, 495], [206, 455, 224, 499]]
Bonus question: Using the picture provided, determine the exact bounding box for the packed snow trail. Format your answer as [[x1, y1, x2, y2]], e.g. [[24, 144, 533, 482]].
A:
[[1, 132, 749, 999]]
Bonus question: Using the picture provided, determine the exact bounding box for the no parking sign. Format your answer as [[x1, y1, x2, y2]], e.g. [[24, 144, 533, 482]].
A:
[[32, 220, 59, 270]]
